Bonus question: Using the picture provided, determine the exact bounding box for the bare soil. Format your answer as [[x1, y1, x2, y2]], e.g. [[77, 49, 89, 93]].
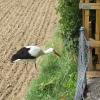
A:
[[0, 0, 57, 100]]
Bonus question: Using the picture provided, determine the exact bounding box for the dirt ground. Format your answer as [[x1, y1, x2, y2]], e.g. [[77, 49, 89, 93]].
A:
[[0, 0, 57, 100]]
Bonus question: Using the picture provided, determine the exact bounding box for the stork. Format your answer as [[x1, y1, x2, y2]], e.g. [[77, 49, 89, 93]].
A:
[[11, 45, 60, 70]]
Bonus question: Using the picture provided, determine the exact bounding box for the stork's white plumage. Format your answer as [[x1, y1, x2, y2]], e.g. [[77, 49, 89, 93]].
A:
[[11, 45, 60, 69]]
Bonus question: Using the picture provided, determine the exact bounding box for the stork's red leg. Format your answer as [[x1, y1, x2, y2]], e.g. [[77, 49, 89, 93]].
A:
[[35, 62, 37, 70], [25, 61, 28, 73]]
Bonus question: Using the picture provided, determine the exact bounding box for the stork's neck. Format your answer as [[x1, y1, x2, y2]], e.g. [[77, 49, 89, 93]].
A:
[[43, 48, 54, 54]]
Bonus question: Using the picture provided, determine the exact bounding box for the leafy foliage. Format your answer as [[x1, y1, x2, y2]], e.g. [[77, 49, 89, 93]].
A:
[[57, 0, 81, 51]]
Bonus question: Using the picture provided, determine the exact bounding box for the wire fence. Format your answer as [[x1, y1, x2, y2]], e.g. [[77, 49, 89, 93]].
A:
[[74, 27, 89, 100]]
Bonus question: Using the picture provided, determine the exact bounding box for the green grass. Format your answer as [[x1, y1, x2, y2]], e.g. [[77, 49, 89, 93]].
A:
[[26, 28, 77, 100]]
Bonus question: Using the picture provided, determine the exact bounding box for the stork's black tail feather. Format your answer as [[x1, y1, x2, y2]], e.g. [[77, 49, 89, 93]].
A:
[[11, 47, 36, 62]]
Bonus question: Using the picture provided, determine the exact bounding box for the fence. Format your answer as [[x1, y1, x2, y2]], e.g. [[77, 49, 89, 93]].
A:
[[74, 27, 89, 100]]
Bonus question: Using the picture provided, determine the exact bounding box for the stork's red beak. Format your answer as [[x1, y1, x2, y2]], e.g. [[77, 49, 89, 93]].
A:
[[54, 50, 61, 57]]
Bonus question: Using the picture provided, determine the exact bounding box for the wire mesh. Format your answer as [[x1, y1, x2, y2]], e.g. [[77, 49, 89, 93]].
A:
[[74, 27, 89, 100]]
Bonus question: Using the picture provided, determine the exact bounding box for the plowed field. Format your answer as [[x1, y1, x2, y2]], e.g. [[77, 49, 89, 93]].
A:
[[0, 0, 57, 100]]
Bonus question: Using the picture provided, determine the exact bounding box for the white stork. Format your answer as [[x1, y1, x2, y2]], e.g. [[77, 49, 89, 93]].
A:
[[11, 45, 60, 69]]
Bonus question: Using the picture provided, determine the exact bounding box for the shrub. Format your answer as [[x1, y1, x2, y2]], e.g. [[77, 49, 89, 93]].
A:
[[57, 0, 81, 51]]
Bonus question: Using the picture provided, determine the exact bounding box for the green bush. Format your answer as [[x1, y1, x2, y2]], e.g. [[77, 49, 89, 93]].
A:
[[57, 0, 81, 51]]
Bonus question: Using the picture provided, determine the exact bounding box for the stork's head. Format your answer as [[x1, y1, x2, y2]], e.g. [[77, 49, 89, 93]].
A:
[[44, 48, 61, 57]]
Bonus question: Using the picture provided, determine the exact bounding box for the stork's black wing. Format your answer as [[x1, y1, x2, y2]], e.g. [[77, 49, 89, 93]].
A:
[[11, 47, 36, 62]]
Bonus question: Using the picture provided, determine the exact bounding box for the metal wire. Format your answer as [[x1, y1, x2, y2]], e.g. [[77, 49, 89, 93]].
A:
[[74, 27, 89, 100]]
